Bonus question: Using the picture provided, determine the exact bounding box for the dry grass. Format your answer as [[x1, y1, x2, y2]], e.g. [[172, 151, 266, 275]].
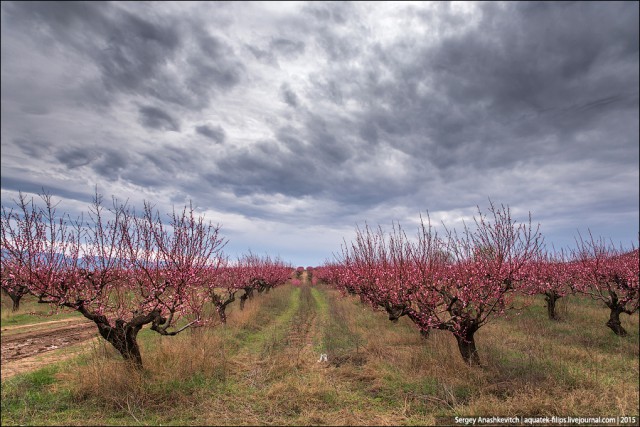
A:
[[2, 284, 638, 426]]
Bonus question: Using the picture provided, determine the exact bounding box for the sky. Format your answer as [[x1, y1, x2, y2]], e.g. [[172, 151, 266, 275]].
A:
[[1, 1, 638, 267]]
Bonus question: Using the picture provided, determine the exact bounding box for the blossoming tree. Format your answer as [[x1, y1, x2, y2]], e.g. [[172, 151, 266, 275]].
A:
[[1, 192, 226, 369], [335, 203, 543, 365]]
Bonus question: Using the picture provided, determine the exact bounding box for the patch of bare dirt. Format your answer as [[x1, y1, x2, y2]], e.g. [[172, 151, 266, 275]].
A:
[[1, 338, 100, 381], [1, 318, 97, 380], [1, 316, 84, 334]]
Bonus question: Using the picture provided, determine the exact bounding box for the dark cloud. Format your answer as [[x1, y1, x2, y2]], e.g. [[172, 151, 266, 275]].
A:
[[206, 139, 319, 201], [138, 106, 180, 131], [55, 147, 94, 169], [269, 38, 305, 58], [2, 1, 244, 111], [196, 124, 226, 143], [0, 176, 91, 205], [318, 0, 640, 178], [91, 149, 128, 181], [182, 30, 245, 105], [301, 115, 352, 165], [1, 2, 638, 265], [280, 83, 299, 108], [246, 45, 277, 66]]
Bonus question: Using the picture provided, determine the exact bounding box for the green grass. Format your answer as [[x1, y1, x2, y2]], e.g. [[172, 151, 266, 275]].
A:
[[1, 366, 71, 420], [1, 285, 638, 426], [1, 294, 81, 328]]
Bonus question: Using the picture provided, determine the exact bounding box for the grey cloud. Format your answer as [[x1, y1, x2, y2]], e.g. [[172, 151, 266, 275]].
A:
[[0, 176, 91, 205], [326, 1, 640, 176], [96, 14, 181, 94], [314, 78, 344, 105], [196, 124, 226, 143], [270, 38, 305, 58], [20, 105, 50, 115], [358, 122, 378, 144], [14, 138, 52, 158], [303, 115, 351, 165], [2, 1, 109, 34], [55, 147, 95, 169], [205, 141, 319, 202], [138, 106, 180, 131], [91, 149, 128, 181], [3, 1, 244, 111], [304, 2, 352, 24], [280, 83, 299, 108], [301, 3, 363, 61], [184, 30, 245, 102], [129, 145, 191, 183], [246, 45, 277, 66], [1, 2, 637, 261]]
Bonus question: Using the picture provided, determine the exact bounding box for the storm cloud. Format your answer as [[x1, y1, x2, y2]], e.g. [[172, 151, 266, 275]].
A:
[[196, 124, 226, 143], [139, 106, 181, 131], [2, 1, 638, 266]]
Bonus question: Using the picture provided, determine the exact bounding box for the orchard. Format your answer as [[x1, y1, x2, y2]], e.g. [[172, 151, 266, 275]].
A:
[[326, 203, 639, 365], [1, 191, 292, 369], [1, 193, 637, 370]]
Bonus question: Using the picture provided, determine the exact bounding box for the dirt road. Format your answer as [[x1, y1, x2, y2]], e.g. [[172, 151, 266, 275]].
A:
[[1, 318, 97, 380]]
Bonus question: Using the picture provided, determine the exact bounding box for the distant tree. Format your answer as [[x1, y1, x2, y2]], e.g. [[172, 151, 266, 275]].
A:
[[522, 249, 576, 320], [0, 267, 30, 311]]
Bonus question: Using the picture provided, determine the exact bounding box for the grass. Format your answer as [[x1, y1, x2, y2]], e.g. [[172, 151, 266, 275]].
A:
[[1, 293, 81, 328], [1, 284, 638, 425]]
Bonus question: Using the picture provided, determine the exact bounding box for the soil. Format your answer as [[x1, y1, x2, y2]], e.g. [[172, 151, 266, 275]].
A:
[[1, 318, 98, 380]]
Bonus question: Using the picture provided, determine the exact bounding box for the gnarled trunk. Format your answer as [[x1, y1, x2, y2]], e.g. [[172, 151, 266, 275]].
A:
[[450, 319, 480, 365], [606, 305, 627, 337], [384, 302, 408, 322], [76, 305, 163, 369], [239, 287, 253, 310], [96, 320, 144, 368], [405, 309, 430, 340], [606, 292, 629, 337], [3, 284, 28, 311], [9, 293, 22, 311], [544, 291, 561, 321], [213, 292, 236, 324], [455, 331, 480, 365]]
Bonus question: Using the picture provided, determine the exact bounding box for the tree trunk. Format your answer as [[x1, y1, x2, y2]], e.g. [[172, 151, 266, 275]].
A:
[[606, 306, 627, 337], [454, 330, 480, 366], [9, 293, 22, 311], [218, 307, 228, 324], [545, 292, 560, 321], [239, 287, 253, 310], [74, 304, 154, 369], [384, 303, 408, 322], [213, 293, 235, 324], [96, 320, 144, 369], [405, 310, 430, 340]]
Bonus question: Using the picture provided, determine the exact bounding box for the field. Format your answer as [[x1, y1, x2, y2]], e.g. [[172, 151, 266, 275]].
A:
[[1, 279, 639, 426]]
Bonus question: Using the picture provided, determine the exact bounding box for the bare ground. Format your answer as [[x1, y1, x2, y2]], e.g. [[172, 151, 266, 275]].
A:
[[1, 318, 97, 380]]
